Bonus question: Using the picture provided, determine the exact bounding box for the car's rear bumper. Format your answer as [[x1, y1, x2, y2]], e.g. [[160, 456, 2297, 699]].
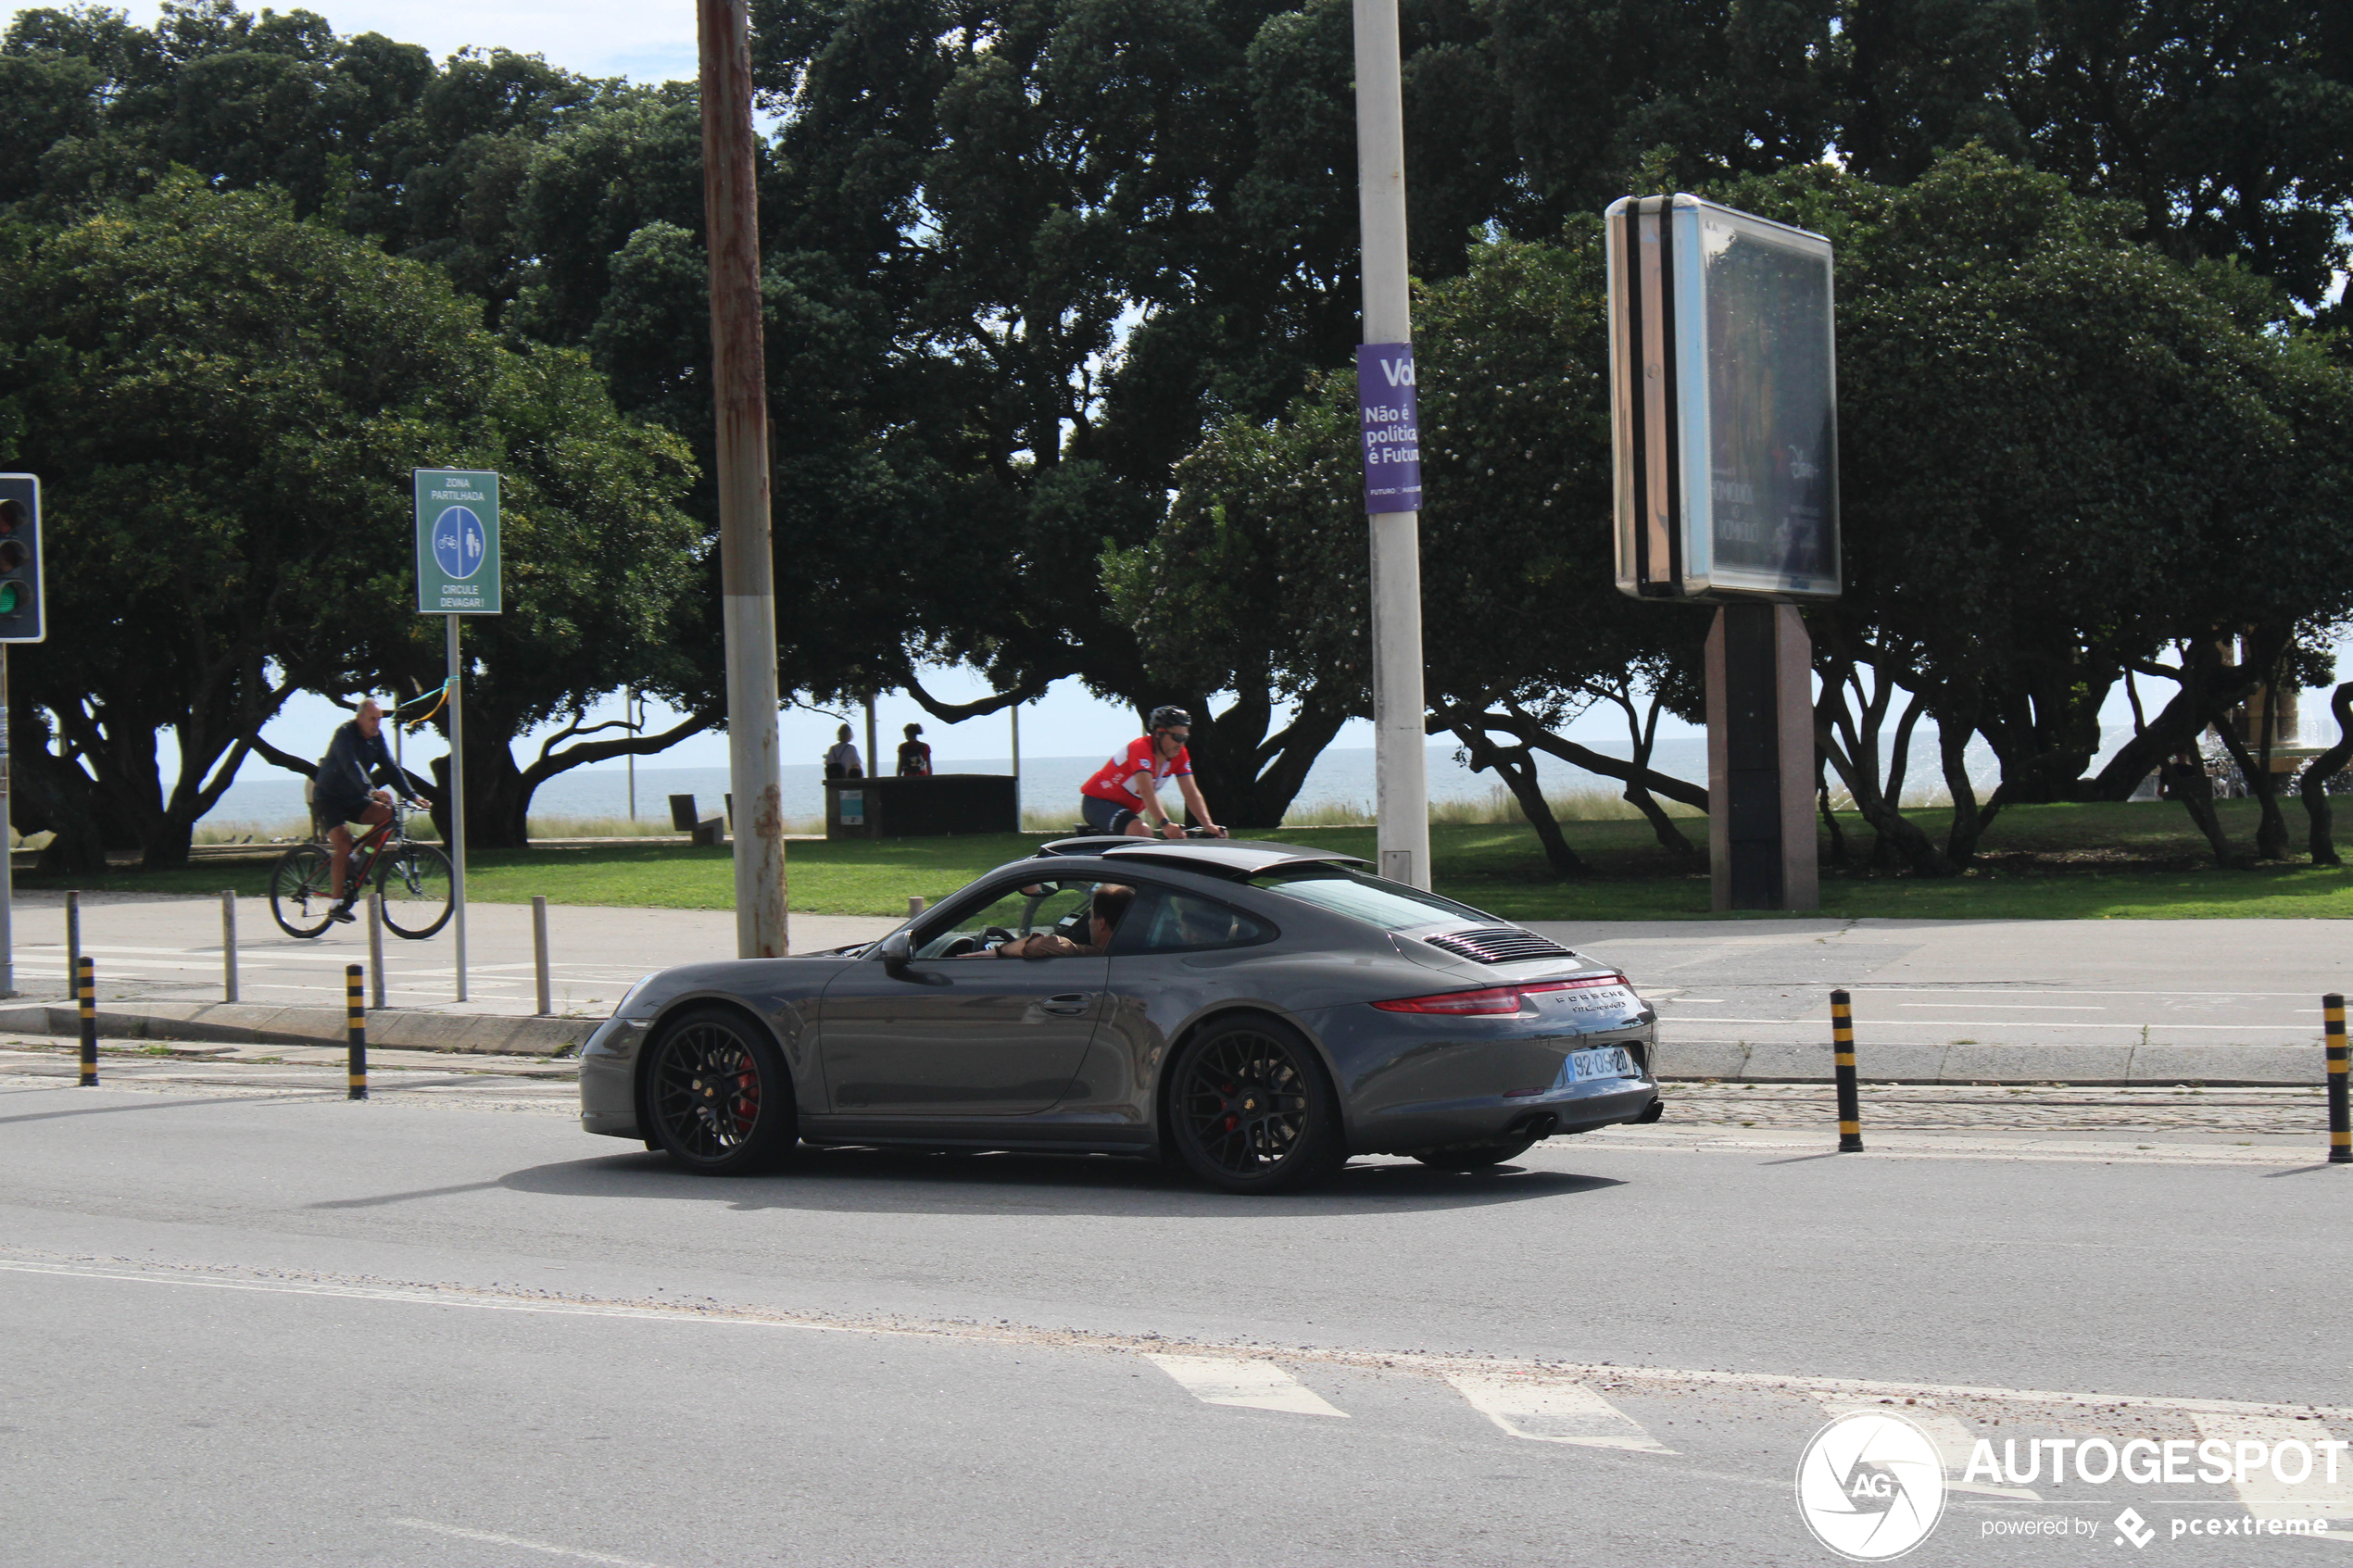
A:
[[1306, 999, 1659, 1155], [1344, 1077, 1659, 1155]]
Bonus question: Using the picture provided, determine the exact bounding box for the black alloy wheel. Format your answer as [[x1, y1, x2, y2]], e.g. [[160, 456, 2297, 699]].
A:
[[645, 1008, 797, 1175], [1412, 1138, 1538, 1171], [1168, 1015, 1346, 1194]]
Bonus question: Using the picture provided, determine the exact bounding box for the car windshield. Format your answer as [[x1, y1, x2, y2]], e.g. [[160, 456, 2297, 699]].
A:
[[1246, 865, 1496, 930]]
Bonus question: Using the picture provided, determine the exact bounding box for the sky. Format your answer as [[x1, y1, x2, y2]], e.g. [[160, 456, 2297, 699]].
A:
[[5, 1, 708, 83]]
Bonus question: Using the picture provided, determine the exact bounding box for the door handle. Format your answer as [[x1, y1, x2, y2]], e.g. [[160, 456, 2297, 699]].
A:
[[1040, 993, 1093, 1015]]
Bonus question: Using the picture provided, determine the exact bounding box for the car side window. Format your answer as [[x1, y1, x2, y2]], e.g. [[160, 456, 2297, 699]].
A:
[[912, 881, 1095, 960], [1113, 886, 1272, 956]]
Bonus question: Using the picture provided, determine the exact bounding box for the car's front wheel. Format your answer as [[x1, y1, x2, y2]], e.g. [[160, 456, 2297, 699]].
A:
[[644, 1008, 797, 1175], [1168, 1014, 1346, 1194]]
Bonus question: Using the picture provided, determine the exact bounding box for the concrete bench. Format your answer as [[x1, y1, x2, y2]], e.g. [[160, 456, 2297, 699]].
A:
[[669, 794, 726, 847]]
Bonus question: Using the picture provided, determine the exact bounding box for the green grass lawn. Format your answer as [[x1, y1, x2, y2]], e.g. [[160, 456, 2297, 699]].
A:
[[23, 797, 2353, 920]]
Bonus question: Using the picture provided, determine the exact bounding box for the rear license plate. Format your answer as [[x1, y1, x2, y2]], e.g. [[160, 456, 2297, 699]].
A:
[[1567, 1047, 1633, 1082]]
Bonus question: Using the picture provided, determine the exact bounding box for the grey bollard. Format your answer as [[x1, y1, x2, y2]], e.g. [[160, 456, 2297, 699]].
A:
[[220, 890, 238, 1003], [366, 893, 386, 1010], [65, 889, 81, 999], [908, 895, 925, 918], [533, 895, 550, 1016]]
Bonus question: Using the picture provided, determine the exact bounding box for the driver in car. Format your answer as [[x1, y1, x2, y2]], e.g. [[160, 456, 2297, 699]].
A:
[[962, 884, 1135, 960]]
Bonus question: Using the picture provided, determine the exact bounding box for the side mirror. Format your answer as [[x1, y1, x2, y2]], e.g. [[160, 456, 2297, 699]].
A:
[[876, 929, 913, 972]]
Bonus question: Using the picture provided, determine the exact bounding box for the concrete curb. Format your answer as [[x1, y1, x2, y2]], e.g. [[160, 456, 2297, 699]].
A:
[[1654, 1039, 2325, 1086], [0, 1002, 597, 1057]]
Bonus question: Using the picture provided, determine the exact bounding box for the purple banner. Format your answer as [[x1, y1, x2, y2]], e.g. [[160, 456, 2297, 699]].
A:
[[1356, 342, 1422, 513]]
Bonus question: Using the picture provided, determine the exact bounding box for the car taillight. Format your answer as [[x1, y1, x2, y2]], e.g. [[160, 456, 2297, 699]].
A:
[[1373, 972, 1629, 1015]]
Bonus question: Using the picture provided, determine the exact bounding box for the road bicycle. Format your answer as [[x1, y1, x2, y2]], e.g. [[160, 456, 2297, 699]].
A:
[[269, 799, 455, 940]]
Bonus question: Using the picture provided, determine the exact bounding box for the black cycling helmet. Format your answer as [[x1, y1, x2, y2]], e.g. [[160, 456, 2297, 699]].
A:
[[1147, 704, 1191, 731]]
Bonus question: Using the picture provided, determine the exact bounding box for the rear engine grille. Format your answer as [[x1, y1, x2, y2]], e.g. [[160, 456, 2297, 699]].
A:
[[1422, 926, 1573, 965]]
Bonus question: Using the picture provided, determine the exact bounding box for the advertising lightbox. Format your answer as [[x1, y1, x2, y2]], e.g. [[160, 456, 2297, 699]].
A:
[[1605, 194, 1841, 601]]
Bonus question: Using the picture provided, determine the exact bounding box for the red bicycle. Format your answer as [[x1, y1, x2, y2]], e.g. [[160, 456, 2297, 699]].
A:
[[269, 799, 454, 939]]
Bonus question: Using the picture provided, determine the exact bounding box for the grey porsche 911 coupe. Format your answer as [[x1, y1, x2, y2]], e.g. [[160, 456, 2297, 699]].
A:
[[578, 837, 1662, 1193]]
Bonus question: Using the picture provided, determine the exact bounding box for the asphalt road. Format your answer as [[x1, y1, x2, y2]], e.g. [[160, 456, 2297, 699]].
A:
[[5, 1061, 2351, 1566]]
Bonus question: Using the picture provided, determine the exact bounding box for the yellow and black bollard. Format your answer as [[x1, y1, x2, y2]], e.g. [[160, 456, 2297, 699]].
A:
[[1831, 988, 1862, 1152], [346, 963, 368, 1101], [2327, 992, 2348, 1166], [76, 955, 97, 1086]]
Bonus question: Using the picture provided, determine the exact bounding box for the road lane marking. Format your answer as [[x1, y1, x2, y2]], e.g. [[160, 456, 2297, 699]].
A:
[[1817, 1397, 2037, 1499], [0, 1259, 867, 1331], [1449, 1374, 1672, 1452], [2187, 1412, 2353, 1528], [1145, 1354, 1347, 1417], [5, 1253, 2347, 1424], [390, 1519, 674, 1567]]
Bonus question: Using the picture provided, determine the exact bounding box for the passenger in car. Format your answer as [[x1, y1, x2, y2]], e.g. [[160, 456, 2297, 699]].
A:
[[968, 884, 1135, 959]]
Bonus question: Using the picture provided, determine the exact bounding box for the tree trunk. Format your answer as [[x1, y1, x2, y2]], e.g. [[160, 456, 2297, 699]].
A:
[[2299, 684, 2353, 866], [1615, 689, 1692, 854], [2212, 720, 2285, 861], [1818, 769, 1849, 868], [7, 714, 116, 875], [1816, 676, 1956, 876], [1939, 710, 1997, 865], [1181, 685, 1352, 831], [2164, 746, 2235, 865], [1450, 721, 1583, 876]]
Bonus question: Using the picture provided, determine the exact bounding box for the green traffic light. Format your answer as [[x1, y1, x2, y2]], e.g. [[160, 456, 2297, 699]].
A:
[[0, 583, 19, 614]]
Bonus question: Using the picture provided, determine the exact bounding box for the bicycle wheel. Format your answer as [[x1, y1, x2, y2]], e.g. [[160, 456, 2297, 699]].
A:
[[377, 842, 455, 938], [269, 845, 337, 938]]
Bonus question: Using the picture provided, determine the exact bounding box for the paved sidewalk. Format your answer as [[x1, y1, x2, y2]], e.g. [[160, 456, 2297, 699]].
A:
[[1536, 916, 2351, 1082], [8, 890, 900, 1017]]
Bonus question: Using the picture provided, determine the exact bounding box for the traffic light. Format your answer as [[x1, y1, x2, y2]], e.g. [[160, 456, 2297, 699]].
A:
[[0, 473, 42, 643]]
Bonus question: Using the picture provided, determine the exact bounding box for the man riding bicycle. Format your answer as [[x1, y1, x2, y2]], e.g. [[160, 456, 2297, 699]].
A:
[[1080, 706, 1227, 839], [314, 698, 423, 922]]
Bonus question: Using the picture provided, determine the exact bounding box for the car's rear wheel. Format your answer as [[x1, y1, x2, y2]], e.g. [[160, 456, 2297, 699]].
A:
[[1412, 1138, 1537, 1171], [1168, 1015, 1346, 1194], [644, 1008, 796, 1175]]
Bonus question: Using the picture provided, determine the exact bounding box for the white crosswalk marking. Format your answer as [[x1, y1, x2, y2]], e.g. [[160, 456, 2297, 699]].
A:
[[1816, 1398, 2038, 1499], [2188, 1412, 2353, 1533], [1447, 1374, 1673, 1452], [1145, 1355, 1348, 1417]]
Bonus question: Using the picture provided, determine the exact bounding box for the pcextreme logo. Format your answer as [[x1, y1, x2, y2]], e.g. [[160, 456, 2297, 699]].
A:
[[1796, 1411, 1948, 1561]]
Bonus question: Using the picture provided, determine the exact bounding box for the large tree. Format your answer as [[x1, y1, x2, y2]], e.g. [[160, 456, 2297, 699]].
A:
[[0, 180, 700, 866]]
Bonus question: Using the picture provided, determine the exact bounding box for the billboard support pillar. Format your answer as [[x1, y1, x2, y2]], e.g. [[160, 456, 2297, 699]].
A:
[[1706, 604, 1818, 911]]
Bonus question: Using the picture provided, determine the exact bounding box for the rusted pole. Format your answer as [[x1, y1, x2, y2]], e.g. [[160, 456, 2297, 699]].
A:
[[698, 0, 787, 959]]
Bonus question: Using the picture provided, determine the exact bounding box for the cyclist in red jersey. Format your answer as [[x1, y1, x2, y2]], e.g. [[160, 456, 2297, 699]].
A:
[[1079, 706, 1227, 838]]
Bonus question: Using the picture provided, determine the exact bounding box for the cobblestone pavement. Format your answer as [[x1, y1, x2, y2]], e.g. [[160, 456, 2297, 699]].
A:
[[8, 1036, 2337, 1142], [0, 1041, 574, 1113], [1657, 1080, 2334, 1135]]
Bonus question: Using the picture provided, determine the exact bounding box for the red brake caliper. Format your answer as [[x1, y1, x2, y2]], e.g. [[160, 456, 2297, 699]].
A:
[[733, 1055, 759, 1135]]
